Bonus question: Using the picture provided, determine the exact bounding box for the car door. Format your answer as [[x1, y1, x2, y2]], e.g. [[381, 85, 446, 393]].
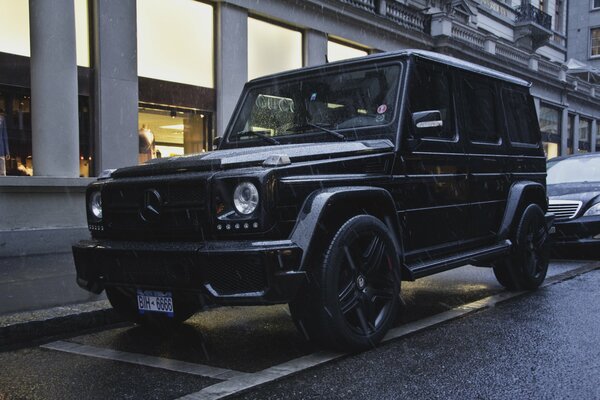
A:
[[393, 59, 470, 258]]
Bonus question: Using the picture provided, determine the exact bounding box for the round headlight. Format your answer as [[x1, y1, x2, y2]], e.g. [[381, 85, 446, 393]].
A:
[[90, 191, 103, 219], [233, 182, 259, 215]]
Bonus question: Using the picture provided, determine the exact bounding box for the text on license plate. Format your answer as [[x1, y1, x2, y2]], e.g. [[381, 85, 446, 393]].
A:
[[137, 290, 174, 317]]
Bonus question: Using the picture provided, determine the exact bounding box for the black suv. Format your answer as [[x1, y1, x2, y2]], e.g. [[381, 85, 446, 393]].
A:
[[73, 50, 552, 351]]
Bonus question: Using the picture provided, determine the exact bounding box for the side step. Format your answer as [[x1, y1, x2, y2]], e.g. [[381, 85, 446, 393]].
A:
[[406, 239, 512, 280]]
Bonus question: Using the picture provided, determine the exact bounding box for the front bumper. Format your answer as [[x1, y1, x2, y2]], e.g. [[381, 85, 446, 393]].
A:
[[549, 215, 600, 257], [72, 239, 306, 305]]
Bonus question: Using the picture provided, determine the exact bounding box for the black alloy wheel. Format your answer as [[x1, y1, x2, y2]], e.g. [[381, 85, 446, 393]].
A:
[[290, 215, 401, 351], [493, 204, 549, 290]]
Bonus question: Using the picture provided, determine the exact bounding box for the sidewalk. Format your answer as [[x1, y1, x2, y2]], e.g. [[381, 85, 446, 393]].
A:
[[0, 252, 122, 347]]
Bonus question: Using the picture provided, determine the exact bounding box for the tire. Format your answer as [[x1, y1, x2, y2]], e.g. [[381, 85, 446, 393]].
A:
[[289, 215, 401, 351], [493, 204, 549, 291], [105, 287, 200, 330]]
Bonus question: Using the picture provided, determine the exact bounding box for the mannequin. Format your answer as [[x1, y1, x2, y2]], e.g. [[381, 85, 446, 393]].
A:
[[138, 124, 155, 164], [0, 109, 9, 176]]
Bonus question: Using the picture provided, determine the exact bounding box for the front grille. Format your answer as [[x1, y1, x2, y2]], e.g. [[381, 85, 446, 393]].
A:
[[101, 177, 209, 239], [548, 200, 583, 221], [203, 254, 268, 295]]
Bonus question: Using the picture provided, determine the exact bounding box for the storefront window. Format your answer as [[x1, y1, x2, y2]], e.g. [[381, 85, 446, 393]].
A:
[[137, 0, 214, 88], [539, 104, 561, 159], [0, 87, 92, 177], [138, 105, 210, 164], [248, 18, 302, 80], [579, 117, 591, 152], [567, 114, 574, 155], [327, 40, 368, 62], [0, 0, 90, 67]]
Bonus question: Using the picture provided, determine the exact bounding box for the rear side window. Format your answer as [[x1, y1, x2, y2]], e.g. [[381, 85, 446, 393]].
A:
[[459, 76, 500, 143], [407, 61, 454, 139], [502, 88, 539, 145]]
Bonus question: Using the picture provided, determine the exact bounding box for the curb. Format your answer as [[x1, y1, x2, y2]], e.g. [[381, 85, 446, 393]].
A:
[[0, 300, 126, 347]]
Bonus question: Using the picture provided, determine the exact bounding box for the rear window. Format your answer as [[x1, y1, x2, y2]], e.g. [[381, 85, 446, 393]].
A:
[[459, 76, 500, 143], [502, 88, 539, 145]]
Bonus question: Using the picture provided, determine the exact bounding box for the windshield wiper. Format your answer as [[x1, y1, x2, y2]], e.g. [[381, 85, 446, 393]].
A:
[[286, 122, 346, 141], [233, 130, 280, 145]]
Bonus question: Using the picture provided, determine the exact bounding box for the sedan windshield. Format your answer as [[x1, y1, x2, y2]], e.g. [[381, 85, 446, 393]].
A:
[[547, 156, 600, 184], [224, 64, 401, 146]]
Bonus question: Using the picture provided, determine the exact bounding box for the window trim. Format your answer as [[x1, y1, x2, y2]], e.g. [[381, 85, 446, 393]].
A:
[[590, 26, 600, 58], [592, 0, 600, 10]]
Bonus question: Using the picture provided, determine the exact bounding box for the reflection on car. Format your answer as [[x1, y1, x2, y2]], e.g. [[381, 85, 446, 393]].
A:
[[547, 153, 600, 258]]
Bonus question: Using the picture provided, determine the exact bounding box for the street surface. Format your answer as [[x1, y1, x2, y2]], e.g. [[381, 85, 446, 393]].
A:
[[0, 260, 598, 400]]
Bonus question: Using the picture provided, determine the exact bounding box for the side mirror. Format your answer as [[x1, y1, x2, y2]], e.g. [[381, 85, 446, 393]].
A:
[[212, 136, 222, 149], [412, 110, 443, 137]]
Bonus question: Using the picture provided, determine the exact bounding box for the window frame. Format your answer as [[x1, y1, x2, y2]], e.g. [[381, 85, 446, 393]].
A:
[[593, 0, 600, 10], [500, 86, 541, 148], [456, 72, 503, 147], [591, 27, 600, 58]]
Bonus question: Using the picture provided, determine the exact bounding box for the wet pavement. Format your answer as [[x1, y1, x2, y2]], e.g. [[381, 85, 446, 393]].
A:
[[0, 252, 105, 315], [0, 261, 597, 399]]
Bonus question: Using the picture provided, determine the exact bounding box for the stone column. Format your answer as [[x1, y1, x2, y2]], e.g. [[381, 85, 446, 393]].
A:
[[215, 3, 248, 137], [591, 119, 598, 153], [29, 0, 79, 177], [93, 0, 138, 172], [560, 108, 569, 156], [304, 30, 328, 67]]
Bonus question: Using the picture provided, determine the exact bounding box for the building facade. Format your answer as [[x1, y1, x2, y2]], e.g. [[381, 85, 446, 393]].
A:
[[567, 0, 600, 69], [0, 0, 599, 257]]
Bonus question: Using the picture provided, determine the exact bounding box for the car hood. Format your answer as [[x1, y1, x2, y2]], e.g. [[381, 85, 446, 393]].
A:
[[548, 182, 600, 205], [111, 140, 394, 178]]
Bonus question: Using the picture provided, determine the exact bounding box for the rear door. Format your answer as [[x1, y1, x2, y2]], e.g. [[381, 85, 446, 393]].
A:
[[393, 59, 469, 257]]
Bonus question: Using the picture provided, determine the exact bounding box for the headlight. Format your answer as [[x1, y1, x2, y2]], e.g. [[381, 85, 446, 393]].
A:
[[233, 182, 259, 215], [583, 202, 600, 217], [89, 191, 103, 219]]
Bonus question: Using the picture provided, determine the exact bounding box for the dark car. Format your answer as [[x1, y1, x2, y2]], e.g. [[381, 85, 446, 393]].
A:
[[547, 153, 600, 258], [73, 50, 552, 351]]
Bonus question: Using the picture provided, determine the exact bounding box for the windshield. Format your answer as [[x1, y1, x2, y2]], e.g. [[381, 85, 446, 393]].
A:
[[224, 64, 402, 146], [547, 156, 600, 184]]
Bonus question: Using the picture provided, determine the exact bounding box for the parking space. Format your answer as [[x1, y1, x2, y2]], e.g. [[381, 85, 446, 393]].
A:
[[0, 261, 594, 400]]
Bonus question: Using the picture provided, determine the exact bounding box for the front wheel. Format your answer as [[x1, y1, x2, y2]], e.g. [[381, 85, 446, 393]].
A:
[[290, 215, 401, 351], [493, 204, 549, 291]]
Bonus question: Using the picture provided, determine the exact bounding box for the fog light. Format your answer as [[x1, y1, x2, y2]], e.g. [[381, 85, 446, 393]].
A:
[[89, 191, 102, 219]]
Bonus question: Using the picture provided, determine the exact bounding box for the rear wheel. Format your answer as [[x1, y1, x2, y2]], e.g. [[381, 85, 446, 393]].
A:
[[493, 204, 549, 290], [290, 215, 401, 351], [105, 287, 201, 330]]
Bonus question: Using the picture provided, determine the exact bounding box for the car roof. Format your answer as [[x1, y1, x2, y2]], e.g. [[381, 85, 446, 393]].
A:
[[547, 153, 600, 163], [248, 49, 531, 88]]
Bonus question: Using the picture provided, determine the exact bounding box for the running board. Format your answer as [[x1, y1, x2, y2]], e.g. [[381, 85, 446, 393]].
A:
[[406, 239, 512, 280]]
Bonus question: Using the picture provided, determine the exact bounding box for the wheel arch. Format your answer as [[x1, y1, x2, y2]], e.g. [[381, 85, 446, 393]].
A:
[[498, 180, 547, 241], [289, 186, 405, 274]]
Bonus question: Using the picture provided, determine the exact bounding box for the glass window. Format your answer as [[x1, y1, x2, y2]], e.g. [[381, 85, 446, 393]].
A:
[[547, 156, 600, 184], [594, 0, 600, 9], [544, 142, 559, 160], [407, 61, 453, 140], [248, 18, 302, 80], [567, 114, 574, 155], [0, 0, 90, 67], [592, 28, 600, 57], [502, 88, 538, 144], [225, 64, 401, 147], [0, 87, 92, 176], [137, 0, 214, 87], [579, 117, 591, 152], [539, 105, 561, 135], [459, 76, 500, 143], [138, 106, 210, 164], [327, 40, 368, 62]]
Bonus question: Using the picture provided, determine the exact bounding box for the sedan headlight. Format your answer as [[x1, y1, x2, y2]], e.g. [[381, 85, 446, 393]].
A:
[[583, 202, 600, 217], [89, 191, 103, 219], [233, 182, 259, 215]]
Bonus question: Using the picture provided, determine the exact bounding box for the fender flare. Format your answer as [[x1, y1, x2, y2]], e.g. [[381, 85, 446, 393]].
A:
[[497, 181, 547, 240], [289, 186, 404, 271]]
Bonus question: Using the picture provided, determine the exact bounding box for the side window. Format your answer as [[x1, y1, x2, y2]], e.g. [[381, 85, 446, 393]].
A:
[[502, 88, 539, 145], [459, 76, 500, 143], [407, 61, 453, 139]]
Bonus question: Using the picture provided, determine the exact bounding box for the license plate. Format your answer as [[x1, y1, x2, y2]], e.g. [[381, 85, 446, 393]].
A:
[[137, 290, 174, 317]]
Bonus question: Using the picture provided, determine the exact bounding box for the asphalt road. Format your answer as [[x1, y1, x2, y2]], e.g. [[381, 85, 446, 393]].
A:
[[0, 260, 598, 400]]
